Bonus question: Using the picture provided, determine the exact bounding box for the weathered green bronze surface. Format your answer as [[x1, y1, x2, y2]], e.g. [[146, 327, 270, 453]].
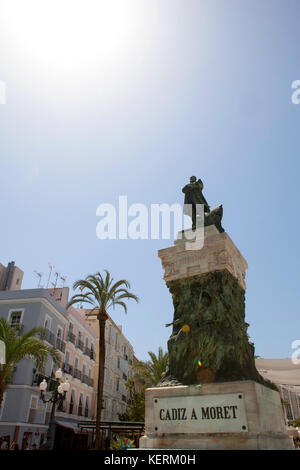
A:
[[160, 270, 271, 388]]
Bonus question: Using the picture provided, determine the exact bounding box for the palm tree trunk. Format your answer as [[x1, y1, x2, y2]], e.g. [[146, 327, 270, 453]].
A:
[[94, 311, 108, 450]]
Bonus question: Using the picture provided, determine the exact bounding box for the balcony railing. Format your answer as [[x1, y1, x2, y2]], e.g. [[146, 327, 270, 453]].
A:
[[82, 374, 94, 388], [84, 347, 95, 361], [62, 362, 73, 375], [42, 328, 66, 352], [67, 331, 76, 344], [62, 364, 94, 387], [84, 346, 91, 357], [57, 401, 89, 418], [76, 339, 84, 351], [82, 374, 89, 385], [59, 401, 78, 415], [73, 368, 82, 380], [56, 338, 66, 353]]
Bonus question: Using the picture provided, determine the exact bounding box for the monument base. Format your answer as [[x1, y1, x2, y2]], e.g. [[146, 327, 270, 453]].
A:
[[139, 381, 293, 450]]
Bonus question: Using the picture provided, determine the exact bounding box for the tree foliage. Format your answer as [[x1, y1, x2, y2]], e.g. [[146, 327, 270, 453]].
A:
[[0, 318, 60, 407], [133, 347, 168, 387], [118, 378, 145, 422]]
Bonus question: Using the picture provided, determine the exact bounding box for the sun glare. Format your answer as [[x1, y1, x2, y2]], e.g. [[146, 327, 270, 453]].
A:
[[1, 0, 140, 75]]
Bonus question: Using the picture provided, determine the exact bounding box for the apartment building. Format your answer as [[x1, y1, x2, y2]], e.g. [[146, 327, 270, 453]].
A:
[[0, 288, 68, 448], [0, 286, 97, 449], [83, 309, 135, 421], [256, 358, 300, 424], [58, 305, 96, 424]]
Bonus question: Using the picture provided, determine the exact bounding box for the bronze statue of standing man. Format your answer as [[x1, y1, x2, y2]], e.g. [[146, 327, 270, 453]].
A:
[[182, 176, 224, 233]]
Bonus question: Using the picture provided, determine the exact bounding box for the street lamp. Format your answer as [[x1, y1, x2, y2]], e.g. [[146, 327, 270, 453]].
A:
[[39, 368, 70, 450]]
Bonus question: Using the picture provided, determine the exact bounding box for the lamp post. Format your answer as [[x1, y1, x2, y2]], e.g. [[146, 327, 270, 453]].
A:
[[39, 368, 70, 450]]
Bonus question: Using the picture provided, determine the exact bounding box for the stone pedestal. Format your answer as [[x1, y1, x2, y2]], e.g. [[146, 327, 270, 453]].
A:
[[142, 224, 293, 449], [140, 381, 294, 450], [159, 225, 247, 291]]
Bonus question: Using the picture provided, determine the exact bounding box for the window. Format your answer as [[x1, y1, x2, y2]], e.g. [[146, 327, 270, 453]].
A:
[[85, 397, 89, 417], [69, 392, 75, 414], [90, 344, 94, 359], [0, 392, 6, 420], [30, 396, 38, 409], [82, 363, 86, 377], [286, 404, 293, 420], [117, 357, 120, 369], [116, 378, 120, 392], [9, 310, 23, 327], [65, 351, 70, 364], [44, 315, 51, 330], [78, 395, 83, 416], [28, 395, 38, 423]]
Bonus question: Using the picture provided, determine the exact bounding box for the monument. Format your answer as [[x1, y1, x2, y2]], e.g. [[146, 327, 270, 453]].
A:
[[140, 177, 293, 450]]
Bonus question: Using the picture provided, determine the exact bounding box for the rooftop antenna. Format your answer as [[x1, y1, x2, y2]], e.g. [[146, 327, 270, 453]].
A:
[[34, 271, 43, 288], [60, 275, 67, 288], [53, 272, 60, 289], [46, 263, 54, 288]]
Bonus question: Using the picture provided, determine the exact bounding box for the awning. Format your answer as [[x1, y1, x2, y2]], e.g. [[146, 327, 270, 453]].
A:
[[55, 419, 83, 434]]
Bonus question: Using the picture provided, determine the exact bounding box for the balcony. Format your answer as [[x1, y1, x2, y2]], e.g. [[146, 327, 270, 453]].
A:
[[67, 331, 76, 344], [57, 401, 90, 418], [62, 362, 73, 375], [82, 374, 94, 388], [84, 347, 95, 361], [73, 368, 82, 381], [76, 339, 84, 352], [58, 401, 77, 416], [42, 328, 66, 352], [56, 338, 66, 353]]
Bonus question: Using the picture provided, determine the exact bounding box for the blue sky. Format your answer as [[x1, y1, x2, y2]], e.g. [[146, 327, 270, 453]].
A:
[[0, 0, 299, 360]]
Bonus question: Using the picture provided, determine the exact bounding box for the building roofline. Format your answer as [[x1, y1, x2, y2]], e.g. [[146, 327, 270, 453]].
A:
[[0, 288, 68, 320]]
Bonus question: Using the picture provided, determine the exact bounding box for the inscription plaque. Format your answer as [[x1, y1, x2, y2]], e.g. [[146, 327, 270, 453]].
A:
[[153, 393, 248, 433]]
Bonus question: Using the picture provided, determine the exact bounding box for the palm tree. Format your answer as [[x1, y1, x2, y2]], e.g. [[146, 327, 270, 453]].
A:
[[67, 271, 139, 450], [0, 318, 60, 408], [134, 347, 168, 387]]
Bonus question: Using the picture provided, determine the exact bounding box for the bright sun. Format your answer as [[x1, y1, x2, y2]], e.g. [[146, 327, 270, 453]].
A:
[[1, 0, 140, 75]]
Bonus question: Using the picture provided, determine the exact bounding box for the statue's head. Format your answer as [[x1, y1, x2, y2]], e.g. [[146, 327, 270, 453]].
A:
[[190, 176, 197, 183]]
